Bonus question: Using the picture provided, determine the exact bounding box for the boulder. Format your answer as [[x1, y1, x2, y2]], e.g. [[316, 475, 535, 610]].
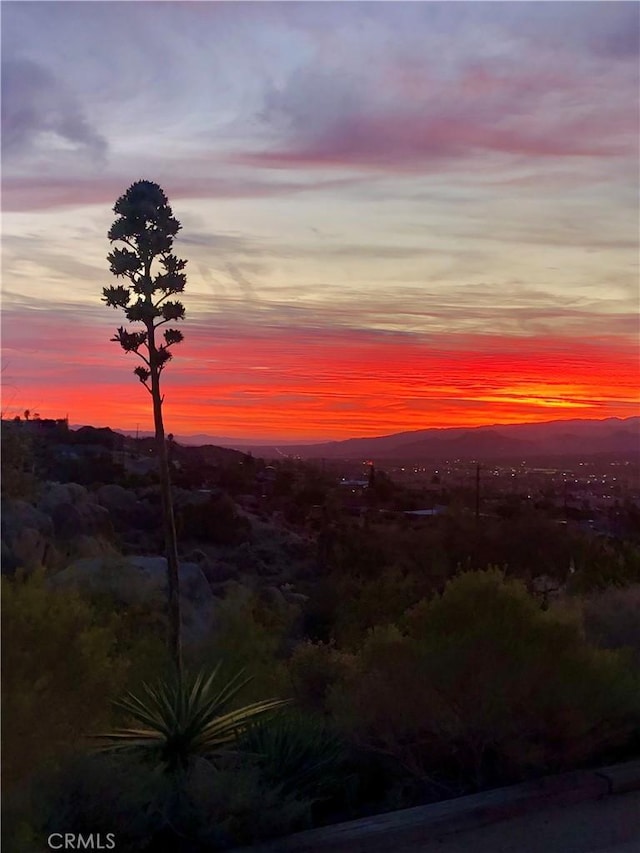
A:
[[2, 499, 53, 540], [50, 501, 113, 540], [55, 535, 118, 563], [95, 484, 139, 517], [38, 482, 89, 513], [283, 591, 309, 606], [200, 559, 236, 585], [51, 555, 215, 643], [8, 527, 48, 572], [1, 499, 54, 572], [186, 548, 208, 564], [261, 585, 288, 610]]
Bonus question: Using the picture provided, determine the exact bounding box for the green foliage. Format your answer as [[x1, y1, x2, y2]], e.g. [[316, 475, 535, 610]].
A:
[[330, 570, 640, 790], [194, 585, 294, 702], [569, 538, 640, 592], [288, 641, 354, 714], [239, 711, 347, 802], [95, 665, 290, 773], [176, 759, 313, 847], [1, 571, 128, 792], [330, 566, 425, 649], [325, 511, 636, 592], [80, 582, 171, 689], [6, 748, 314, 852], [581, 584, 640, 669], [6, 753, 164, 853], [327, 518, 453, 587]]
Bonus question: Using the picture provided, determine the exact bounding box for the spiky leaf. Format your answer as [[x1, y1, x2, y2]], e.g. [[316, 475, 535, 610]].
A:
[[94, 667, 291, 772]]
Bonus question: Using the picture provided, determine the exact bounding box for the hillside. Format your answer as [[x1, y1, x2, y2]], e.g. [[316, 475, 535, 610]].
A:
[[224, 417, 640, 461]]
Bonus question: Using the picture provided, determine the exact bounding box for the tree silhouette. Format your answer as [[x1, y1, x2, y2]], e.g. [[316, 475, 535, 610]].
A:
[[102, 180, 186, 676]]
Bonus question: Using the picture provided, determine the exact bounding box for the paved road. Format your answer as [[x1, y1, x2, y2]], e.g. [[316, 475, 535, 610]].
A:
[[394, 792, 640, 853]]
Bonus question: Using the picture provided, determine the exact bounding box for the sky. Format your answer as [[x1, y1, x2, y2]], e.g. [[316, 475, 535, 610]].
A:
[[2, 1, 639, 441]]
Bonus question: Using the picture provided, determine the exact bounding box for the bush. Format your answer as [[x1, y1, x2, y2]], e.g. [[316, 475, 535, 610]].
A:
[[5, 751, 312, 852], [1, 571, 129, 793], [288, 641, 354, 714], [238, 710, 348, 805], [330, 570, 640, 791], [1, 569, 172, 798], [172, 757, 314, 848], [569, 539, 640, 592], [581, 584, 640, 669], [192, 586, 293, 702], [3, 753, 164, 853], [330, 566, 425, 649]]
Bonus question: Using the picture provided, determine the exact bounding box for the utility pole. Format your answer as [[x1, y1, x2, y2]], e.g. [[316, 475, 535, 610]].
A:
[[475, 463, 481, 523]]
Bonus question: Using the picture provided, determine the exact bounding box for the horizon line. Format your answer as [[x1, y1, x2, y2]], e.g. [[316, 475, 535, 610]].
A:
[[59, 413, 639, 447]]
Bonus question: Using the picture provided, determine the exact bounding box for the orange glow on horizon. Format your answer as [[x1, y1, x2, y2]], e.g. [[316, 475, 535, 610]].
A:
[[6, 325, 638, 440]]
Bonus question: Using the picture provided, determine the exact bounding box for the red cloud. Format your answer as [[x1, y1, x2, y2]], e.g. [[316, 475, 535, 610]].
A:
[[5, 312, 638, 439]]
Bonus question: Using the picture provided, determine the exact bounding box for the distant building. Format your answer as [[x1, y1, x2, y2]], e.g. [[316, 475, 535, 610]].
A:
[[18, 417, 69, 434]]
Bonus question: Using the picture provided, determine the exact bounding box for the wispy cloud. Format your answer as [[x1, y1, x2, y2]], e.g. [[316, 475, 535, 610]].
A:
[[238, 43, 636, 172], [2, 2, 637, 438], [1, 58, 107, 166]]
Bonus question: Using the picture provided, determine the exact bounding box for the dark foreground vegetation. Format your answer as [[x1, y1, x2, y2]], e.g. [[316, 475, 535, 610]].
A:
[[3, 418, 640, 851]]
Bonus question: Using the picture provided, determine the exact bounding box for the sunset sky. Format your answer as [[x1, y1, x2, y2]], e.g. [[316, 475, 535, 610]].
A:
[[2, 1, 639, 441]]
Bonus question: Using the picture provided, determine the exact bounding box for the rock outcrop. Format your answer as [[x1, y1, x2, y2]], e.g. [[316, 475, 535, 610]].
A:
[[51, 555, 215, 643]]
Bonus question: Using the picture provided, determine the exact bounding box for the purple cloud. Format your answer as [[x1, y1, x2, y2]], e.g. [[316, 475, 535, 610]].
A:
[[1, 58, 107, 163], [234, 15, 638, 173]]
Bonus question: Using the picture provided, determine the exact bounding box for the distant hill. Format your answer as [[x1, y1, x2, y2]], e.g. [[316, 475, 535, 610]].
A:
[[225, 417, 640, 461], [75, 416, 639, 462], [69, 425, 246, 465]]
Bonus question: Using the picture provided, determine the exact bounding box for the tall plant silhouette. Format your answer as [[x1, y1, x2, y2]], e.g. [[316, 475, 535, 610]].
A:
[[102, 180, 186, 676]]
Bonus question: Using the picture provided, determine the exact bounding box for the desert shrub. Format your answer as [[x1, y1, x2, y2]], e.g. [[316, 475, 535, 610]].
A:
[[171, 757, 314, 848], [192, 586, 293, 701], [1, 569, 174, 796], [330, 570, 640, 791], [90, 594, 171, 689], [1, 571, 129, 792], [300, 575, 342, 643], [9, 669, 298, 851], [6, 750, 312, 852], [288, 641, 354, 714], [569, 539, 640, 592], [240, 710, 346, 799], [3, 753, 164, 853], [330, 566, 425, 649], [329, 522, 401, 578], [325, 512, 640, 594], [581, 584, 640, 669]]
